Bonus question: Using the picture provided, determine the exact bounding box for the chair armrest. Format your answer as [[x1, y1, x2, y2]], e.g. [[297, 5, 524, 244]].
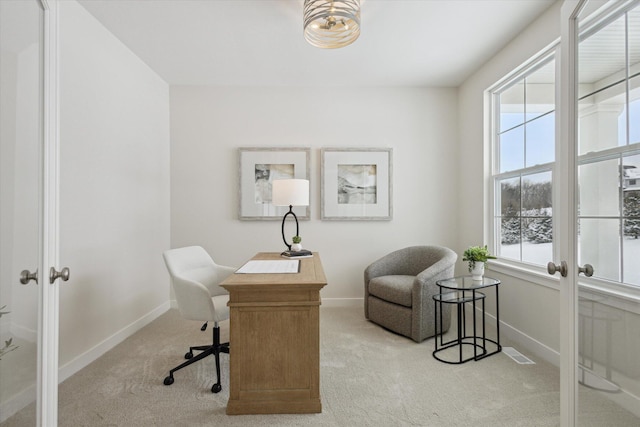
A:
[[413, 254, 457, 304], [415, 254, 457, 286]]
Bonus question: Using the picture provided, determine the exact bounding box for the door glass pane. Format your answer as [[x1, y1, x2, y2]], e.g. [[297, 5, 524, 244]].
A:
[[578, 158, 620, 216], [630, 8, 640, 145], [578, 15, 626, 101], [578, 81, 626, 154], [578, 218, 621, 282], [0, 0, 43, 423], [623, 154, 640, 285], [629, 82, 640, 145], [578, 13, 627, 155]]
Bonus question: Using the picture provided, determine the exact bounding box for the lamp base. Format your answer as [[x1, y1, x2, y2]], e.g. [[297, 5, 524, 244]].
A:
[[281, 206, 299, 251]]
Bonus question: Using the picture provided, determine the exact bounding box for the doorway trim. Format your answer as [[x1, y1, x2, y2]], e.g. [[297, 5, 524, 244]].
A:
[[39, 0, 60, 425]]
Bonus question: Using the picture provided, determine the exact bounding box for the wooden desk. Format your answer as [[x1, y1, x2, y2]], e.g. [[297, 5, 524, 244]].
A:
[[220, 252, 327, 415]]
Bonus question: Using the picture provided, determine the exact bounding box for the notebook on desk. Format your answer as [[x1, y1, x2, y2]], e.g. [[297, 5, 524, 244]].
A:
[[236, 259, 300, 274]]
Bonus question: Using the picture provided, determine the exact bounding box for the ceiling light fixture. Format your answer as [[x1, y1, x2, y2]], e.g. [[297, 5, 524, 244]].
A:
[[303, 0, 361, 49]]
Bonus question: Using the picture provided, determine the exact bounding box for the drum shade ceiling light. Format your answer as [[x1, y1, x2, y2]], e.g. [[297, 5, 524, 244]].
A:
[[303, 0, 361, 49]]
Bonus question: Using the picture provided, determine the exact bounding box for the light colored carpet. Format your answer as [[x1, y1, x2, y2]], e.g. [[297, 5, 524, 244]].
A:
[[2, 306, 638, 426]]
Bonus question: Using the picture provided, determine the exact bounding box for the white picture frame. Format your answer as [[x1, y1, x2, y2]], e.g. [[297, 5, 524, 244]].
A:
[[321, 147, 393, 220], [238, 147, 311, 220]]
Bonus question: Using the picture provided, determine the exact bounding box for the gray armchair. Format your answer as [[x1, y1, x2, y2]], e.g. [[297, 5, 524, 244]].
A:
[[364, 246, 457, 342]]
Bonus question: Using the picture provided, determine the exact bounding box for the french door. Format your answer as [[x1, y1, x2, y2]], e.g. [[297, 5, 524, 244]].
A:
[[0, 0, 61, 425], [559, 0, 640, 425]]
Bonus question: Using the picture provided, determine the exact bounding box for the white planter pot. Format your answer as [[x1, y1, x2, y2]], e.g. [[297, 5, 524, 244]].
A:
[[470, 263, 485, 280], [291, 243, 302, 251]]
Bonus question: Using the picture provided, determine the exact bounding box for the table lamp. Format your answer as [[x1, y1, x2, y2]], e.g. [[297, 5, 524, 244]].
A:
[[272, 179, 309, 251]]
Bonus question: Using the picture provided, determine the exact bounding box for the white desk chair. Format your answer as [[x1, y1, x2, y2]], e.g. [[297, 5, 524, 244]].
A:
[[162, 246, 235, 393]]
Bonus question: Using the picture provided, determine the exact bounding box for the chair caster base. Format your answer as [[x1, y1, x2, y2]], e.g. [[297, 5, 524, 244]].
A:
[[163, 376, 174, 386], [211, 383, 222, 393]]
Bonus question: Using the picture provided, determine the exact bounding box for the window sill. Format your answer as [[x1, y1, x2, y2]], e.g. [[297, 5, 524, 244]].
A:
[[487, 259, 560, 291]]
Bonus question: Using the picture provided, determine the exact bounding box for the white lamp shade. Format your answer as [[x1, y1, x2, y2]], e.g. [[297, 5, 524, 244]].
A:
[[272, 179, 309, 206]]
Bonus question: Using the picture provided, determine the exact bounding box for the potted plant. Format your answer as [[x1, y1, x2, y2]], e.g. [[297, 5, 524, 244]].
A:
[[291, 235, 302, 252], [462, 245, 496, 280]]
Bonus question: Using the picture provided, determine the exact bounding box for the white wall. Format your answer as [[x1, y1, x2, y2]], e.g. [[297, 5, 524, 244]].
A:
[[458, 1, 562, 359], [57, 0, 171, 372], [170, 86, 460, 302]]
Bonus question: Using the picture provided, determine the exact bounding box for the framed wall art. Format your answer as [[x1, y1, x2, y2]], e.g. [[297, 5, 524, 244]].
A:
[[238, 147, 310, 220], [321, 148, 393, 220]]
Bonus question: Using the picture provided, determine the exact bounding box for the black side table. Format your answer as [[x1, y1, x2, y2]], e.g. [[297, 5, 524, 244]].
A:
[[432, 276, 502, 364]]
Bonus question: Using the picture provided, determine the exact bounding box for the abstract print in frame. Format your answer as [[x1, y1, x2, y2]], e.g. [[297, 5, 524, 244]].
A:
[[321, 148, 393, 220], [238, 147, 310, 220]]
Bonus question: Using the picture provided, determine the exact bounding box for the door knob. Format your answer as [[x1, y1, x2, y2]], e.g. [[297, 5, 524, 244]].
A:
[[49, 266, 70, 284], [547, 261, 568, 277], [20, 269, 38, 285], [578, 264, 594, 277]]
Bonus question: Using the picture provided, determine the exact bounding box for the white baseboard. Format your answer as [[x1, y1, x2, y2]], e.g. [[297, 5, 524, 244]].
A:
[[58, 301, 170, 382], [321, 298, 363, 308], [496, 313, 560, 366]]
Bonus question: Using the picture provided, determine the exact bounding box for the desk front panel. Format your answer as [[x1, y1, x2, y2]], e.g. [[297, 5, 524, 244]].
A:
[[222, 253, 326, 415]]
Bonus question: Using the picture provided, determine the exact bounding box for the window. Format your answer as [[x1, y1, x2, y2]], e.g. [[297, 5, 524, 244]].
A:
[[491, 51, 557, 268]]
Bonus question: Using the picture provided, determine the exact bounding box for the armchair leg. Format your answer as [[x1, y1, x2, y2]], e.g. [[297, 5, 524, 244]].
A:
[[163, 324, 230, 394]]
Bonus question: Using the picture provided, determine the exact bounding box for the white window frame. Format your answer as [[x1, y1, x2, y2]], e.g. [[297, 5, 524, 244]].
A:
[[487, 45, 560, 285]]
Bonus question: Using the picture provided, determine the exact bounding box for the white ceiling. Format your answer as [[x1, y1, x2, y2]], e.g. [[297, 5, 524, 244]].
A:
[[77, 0, 556, 87]]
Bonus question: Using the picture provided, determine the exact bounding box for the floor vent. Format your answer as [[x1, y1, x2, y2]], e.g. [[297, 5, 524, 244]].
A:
[[503, 347, 535, 364]]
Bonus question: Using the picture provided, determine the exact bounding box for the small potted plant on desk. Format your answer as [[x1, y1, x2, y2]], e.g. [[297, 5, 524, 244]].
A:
[[291, 235, 303, 252], [463, 245, 496, 280]]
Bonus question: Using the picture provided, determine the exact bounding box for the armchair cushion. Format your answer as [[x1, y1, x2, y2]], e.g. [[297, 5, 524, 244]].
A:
[[368, 275, 414, 307]]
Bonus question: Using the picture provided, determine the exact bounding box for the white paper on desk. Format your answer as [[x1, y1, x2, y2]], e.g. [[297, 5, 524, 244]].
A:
[[236, 260, 300, 274]]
